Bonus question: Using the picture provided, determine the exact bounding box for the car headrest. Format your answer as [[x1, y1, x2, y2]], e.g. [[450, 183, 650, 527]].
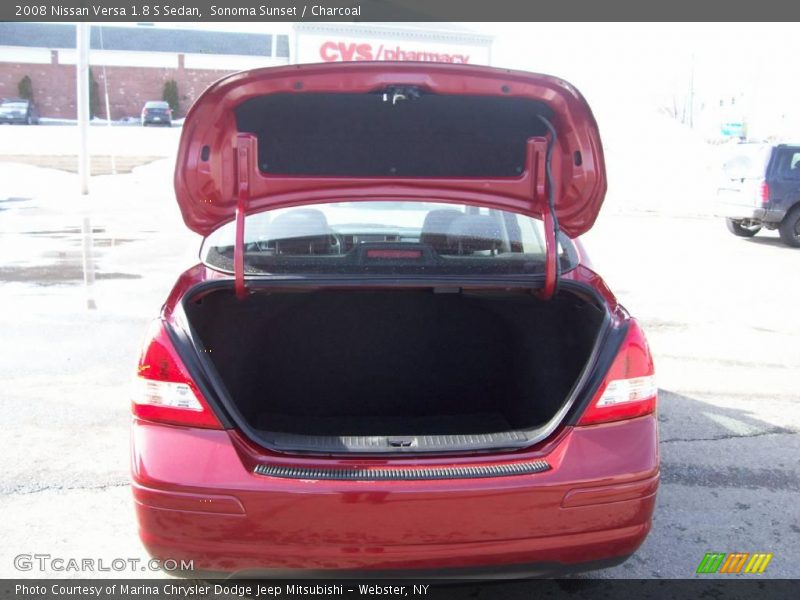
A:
[[447, 215, 504, 254], [420, 209, 463, 254], [266, 209, 332, 255]]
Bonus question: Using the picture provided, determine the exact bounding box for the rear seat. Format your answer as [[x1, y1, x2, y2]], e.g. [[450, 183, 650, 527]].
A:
[[420, 209, 463, 254], [265, 209, 334, 255], [447, 215, 504, 255]]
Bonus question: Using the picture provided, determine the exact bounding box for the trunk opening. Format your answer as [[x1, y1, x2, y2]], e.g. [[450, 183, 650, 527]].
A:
[[183, 285, 607, 453]]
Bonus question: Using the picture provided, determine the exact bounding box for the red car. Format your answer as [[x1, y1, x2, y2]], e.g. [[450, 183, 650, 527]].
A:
[[131, 63, 658, 578]]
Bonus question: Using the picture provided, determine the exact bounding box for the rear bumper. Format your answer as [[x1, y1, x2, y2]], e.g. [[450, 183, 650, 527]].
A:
[[716, 204, 785, 224], [139, 526, 645, 579], [131, 416, 659, 576]]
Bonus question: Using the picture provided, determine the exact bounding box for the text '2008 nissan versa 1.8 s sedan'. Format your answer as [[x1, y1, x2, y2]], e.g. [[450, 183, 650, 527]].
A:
[[130, 62, 659, 578]]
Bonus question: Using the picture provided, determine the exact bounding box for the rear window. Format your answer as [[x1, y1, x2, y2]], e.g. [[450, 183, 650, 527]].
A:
[[721, 144, 771, 179], [1, 101, 27, 108], [200, 201, 577, 277], [144, 101, 169, 109], [773, 147, 800, 180]]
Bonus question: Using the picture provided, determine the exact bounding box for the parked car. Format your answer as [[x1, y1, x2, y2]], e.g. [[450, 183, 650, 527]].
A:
[[0, 98, 40, 124], [716, 142, 800, 247], [140, 100, 172, 126], [131, 63, 658, 578]]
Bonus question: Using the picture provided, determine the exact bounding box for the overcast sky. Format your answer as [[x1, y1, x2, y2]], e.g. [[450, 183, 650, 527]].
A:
[[485, 23, 794, 107], [98, 21, 798, 116]]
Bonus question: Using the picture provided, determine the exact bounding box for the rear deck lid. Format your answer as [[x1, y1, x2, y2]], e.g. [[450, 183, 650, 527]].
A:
[[175, 62, 606, 238]]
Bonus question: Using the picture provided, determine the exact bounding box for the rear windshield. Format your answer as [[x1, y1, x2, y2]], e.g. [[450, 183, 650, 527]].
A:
[[145, 101, 169, 108], [201, 201, 577, 277], [720, 144, 771, 179], [1, 101, 27, 108]]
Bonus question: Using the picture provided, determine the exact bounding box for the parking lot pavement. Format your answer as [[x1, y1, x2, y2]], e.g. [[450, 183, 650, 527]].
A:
[[0, 122, 181, 158], [0, 135, 798, 580], [582, 214, 800, 578], [0, 155, 197, 579]]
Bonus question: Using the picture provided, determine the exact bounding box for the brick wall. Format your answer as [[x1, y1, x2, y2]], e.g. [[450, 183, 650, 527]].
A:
[[0, 54, 232, 119]]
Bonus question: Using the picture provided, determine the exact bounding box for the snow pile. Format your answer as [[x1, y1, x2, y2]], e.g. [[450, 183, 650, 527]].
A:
[[598, 107, 719, 217]]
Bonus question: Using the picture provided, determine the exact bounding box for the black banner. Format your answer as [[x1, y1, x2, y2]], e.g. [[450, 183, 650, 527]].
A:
[[2, 580, 800, 600], [3, 0, 800, 22]]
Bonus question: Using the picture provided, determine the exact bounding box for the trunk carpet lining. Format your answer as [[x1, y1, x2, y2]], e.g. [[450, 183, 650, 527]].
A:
[[185, 289, 605, 444]]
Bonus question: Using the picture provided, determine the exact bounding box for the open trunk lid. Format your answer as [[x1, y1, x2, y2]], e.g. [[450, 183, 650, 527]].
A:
[[174, 62, 606, 239]]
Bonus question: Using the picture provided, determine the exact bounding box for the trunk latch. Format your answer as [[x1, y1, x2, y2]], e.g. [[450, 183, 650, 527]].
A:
[[381, 85, 422, 105], [387, 437, 416, 448]]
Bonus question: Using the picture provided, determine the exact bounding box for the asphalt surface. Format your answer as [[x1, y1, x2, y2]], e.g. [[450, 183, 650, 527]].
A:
[[0, 125, 798, 583]]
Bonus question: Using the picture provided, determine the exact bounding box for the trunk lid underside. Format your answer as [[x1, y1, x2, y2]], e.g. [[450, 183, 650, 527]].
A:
[[174, 62, 606, 239]]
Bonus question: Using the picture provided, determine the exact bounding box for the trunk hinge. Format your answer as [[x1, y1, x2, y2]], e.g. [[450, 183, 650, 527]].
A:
[[234, 134, 255, 300], [532, 117, 561, 301]]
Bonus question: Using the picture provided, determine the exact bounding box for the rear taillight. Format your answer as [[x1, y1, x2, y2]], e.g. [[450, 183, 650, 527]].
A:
[[132, 320, 222, 429], [760, 181, 770, 206], [578, 319, 656, 426]]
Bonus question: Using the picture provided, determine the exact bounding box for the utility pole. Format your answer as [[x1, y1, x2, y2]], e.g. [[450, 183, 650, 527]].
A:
[[76, 22, 90, 194], [76, 23, 96, 309], [688, 52, 695, 129], [98, 26, 116, 174]]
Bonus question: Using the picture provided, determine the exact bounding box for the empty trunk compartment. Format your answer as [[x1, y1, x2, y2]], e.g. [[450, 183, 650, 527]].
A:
[[183, 287, 606, 453]]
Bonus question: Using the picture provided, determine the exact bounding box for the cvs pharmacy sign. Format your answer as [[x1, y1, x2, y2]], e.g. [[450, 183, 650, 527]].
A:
[[319, 40, 472, 64]]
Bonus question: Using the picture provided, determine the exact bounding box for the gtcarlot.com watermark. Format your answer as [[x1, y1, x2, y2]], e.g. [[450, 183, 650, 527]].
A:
[[14, 553, 193, 573]]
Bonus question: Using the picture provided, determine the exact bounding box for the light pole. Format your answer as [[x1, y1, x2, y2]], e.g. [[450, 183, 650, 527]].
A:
[[76, 23, 96, 309], [76, 22, 90, 194], [688, 52, 695, 129]]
